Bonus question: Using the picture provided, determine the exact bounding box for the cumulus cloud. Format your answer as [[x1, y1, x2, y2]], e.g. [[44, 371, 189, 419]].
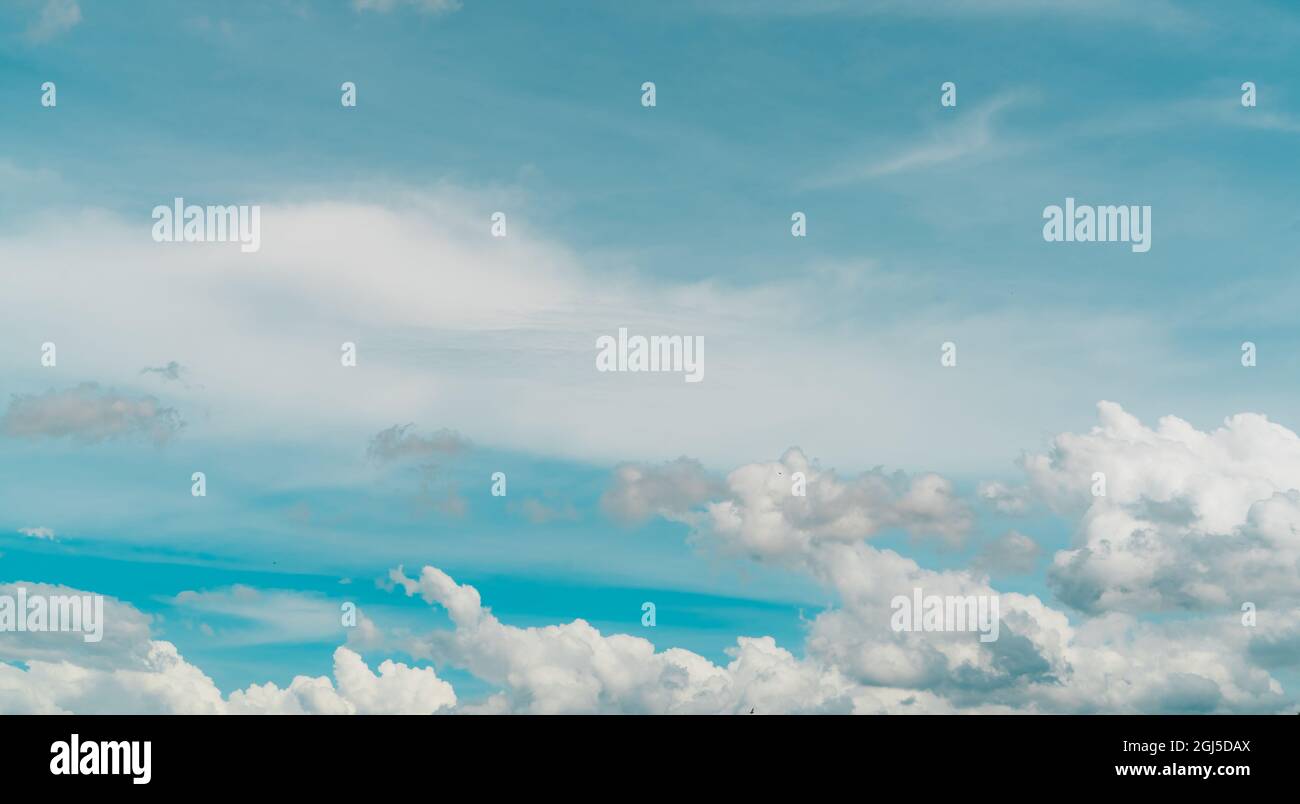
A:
[[739, 534, 1282, 713], [385, 557, 1288, 714], [228, 647, 455, 715], [1023, 401, 1300, 612], [0, 581, 154, 670], [601, 457, 723, 524], [0, 639, 228, 715], [367, 424, 470, 463], [1029, 611, 1286, 714], [693, 448, 972, 559], [605, 449, 972, 555], [2, 560, 1291, 715], [0, 582, 230, 714], [583, 443, 1294, 714], [390, 563, 872, 714], [1, 383, 182, 444], [791, 543, 1060, 695], [352, 420, 1300, 713], [6, 411, 1299, 715], [0, 640, 454, 716], [1246, 607, 1300, 670], [0, 582, 455, 715]]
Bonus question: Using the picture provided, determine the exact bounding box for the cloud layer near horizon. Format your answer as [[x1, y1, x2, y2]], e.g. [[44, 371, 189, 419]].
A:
[[6, 400, 1299, 715]]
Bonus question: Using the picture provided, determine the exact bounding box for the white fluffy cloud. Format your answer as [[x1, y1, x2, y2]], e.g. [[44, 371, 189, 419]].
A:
[[2, 556, 1292, 714], [356, 407, 1300, 713], [384, 552, 1290, 713], [6, 399, 1300, 714], [0, 583, 454, 715], [1023, 401, 1300, 612], [694, 447, 972, 560], [587, 444, 1295, 713], [387, 563, 952, 714], [0, 581, 155, 670], [228, 647, 455, 715]]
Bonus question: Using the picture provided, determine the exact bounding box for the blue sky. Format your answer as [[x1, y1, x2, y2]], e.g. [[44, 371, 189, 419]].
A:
[[2, 0, 1299, 714]]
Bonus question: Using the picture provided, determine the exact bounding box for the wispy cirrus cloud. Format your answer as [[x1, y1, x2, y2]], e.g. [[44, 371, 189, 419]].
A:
[[810, 91, 1032, 187], [169, 585, 377, 648]]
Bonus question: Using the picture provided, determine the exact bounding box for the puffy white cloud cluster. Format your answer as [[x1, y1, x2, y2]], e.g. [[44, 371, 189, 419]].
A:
[[794, 544, 1059, 693], [1023, 401, 1300, 612], [0, 584, 454, 715], [5, 400, 1298, 714], [228, 647, 455, 715], [0, 582, 154, 670], [382, 553, 1289, 714], [588, 439, 1295, 714], [1028, 611, 1286, 714], [0, 639, 227, 715], [387, 563, 958, 714], [679, 447, 972, 560], [2, 554, 1291, 714]]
